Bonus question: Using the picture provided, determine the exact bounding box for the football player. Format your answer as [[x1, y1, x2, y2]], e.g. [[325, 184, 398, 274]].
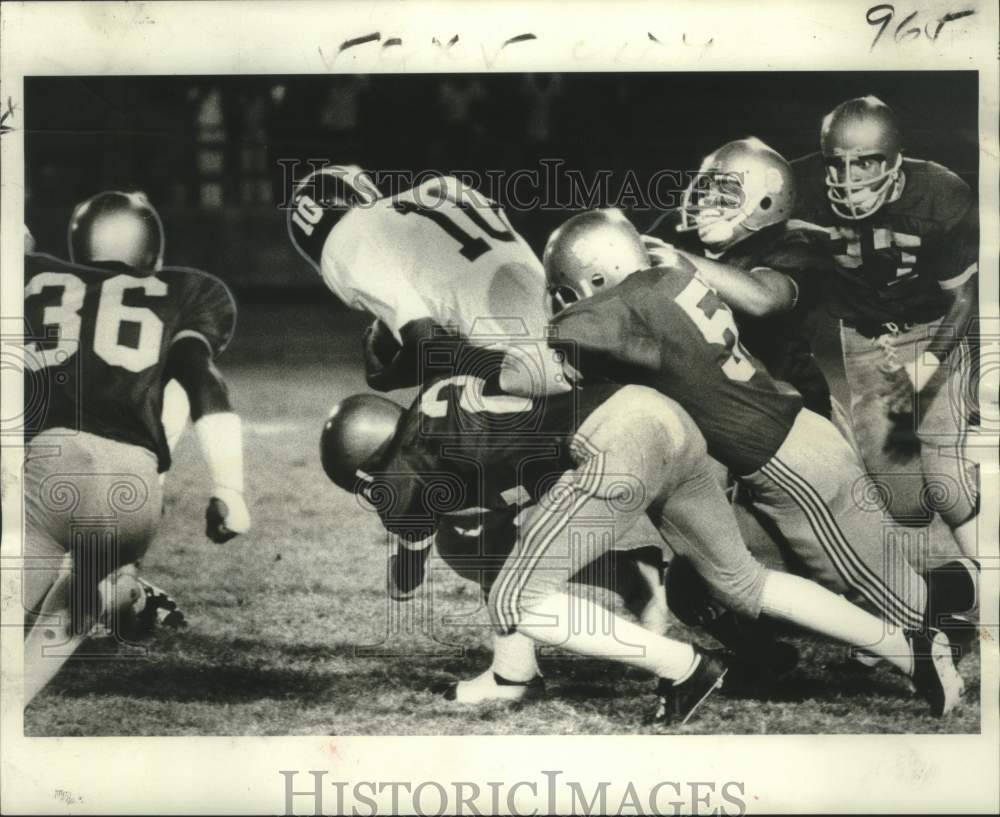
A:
[[649, 136, 980, 652], [322, 356, 966, 718], [286, 165, 567, 397], [789, 96, 980, 561], [288, 164, 666, 702], [22, 191, 250, 703], [646, 137, 835, 420], [542, 209, 975, 713]]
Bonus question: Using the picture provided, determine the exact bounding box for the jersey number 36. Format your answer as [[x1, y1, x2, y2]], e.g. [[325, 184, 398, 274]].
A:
[[24, 272, 166, 373]]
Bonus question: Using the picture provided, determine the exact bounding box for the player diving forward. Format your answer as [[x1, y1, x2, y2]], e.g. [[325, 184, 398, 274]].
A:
[[321, 349, 965, 719], [542, 208, 973, 714], [287, 165, 666, 702], [22, 191, 250, 704]]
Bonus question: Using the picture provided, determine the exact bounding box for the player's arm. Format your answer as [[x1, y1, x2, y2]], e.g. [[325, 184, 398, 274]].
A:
[[916, 192, 979, 392], [363, 468, 438, 599], [164, 337, 250, 543], [364, 316, 448, 392], [643, 236, 796, 317]]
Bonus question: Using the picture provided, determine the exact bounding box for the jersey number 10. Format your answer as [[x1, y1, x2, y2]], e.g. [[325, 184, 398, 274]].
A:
[[25, 272, 166, 373], [393, 185, 516, 262]]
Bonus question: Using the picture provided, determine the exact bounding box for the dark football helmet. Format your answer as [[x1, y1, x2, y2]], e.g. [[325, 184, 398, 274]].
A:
[[287, 164, 382, 270], [820, 96, 903, 220], [678, 137, 795, 251], [68, 191, 165, 272], [320, 393, 403, 493], [543, 208, 650, 312]]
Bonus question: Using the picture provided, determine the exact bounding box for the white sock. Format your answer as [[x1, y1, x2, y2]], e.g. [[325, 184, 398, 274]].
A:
[[515, 592, 697, 680], [760, 570, 914, 676], [489, 631, 540, 682]]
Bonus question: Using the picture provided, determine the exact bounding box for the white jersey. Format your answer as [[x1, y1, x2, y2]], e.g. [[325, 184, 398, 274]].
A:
[[318, 176, 548, 345]]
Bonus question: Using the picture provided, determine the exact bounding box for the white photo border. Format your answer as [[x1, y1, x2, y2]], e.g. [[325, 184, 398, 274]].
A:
[[1, 1, 998, 814]]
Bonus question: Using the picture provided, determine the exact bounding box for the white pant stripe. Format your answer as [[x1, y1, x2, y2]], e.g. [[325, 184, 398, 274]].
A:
[[493, 452, 606, 633], [763, 457, 924, 630]]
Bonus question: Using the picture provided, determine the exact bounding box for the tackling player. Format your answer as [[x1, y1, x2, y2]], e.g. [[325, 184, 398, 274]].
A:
[[542, 208, 976, 712], [646, 137, 835, 420], [22, 191, 251, 704], [789, 96, 980, 560], [288, 165, 667, 702], [321, 354, 966, 718]]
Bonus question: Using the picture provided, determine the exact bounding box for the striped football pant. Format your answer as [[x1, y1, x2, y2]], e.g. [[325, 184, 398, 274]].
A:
[[487, 385, 767, 635], [743, 408, 928, 631]]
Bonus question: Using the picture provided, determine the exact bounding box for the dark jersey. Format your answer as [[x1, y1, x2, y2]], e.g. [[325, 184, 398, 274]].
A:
[[549, 267, 802, 475], [716, 225, 835, 417], [791, 154, 978, 327], [23, 252, 236, 471], [365, 346, 622, 540]]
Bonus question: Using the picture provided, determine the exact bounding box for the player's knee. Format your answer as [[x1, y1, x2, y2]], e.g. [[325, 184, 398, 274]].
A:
[[711, 562, 767, 620], [620, 385, 705, 457]]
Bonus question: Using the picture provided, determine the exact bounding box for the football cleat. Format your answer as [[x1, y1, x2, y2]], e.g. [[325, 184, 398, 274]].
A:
[[132, 578, 187, 634], [436, 669, 546, 704], [909, 628, 965, 717], [936, 614, 977, 666], [654, 648, 728, 727]]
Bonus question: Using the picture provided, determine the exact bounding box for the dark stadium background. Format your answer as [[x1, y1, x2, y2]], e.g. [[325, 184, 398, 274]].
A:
[[26, 72, 978, 292]]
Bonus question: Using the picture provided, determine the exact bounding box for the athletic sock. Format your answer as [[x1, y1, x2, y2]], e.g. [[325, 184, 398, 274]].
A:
[[515, 592, 697, 681], [760, 570, 914, 676]]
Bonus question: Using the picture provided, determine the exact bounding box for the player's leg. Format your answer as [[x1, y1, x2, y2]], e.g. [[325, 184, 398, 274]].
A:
[[914, 330, 980, 558], [433, 510, 544, 702], [746, 408, 931, 632], [839, 324, 926, 520], [657, 451, 964, 714], [23, 433, 162, 704], [435, 510, 667, 702], [488, 387, 728, 723]]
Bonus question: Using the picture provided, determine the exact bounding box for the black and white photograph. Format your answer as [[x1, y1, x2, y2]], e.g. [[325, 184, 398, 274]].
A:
[[1, 2, 998, 814]]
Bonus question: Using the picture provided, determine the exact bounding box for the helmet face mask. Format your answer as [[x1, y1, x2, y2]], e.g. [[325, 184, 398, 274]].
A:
[[823, 151, 902, 220], [68, 191, 165, 273], [543, 208, 650, 313], [820, 96, 903, 221], [678, 138, 794, 252], [679, 170, 750, 249]]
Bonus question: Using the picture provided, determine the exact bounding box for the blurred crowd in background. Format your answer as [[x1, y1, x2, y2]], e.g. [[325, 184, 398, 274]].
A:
[[26, 73, 977, 290]]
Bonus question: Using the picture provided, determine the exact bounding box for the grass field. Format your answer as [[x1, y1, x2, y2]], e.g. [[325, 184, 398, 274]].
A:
[[23, 297, 981, 736]]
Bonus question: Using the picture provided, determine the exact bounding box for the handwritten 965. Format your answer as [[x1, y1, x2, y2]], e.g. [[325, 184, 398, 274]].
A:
[[866, 4, 975, 50]]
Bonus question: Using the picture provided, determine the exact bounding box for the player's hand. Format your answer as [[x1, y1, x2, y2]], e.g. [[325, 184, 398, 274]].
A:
[[363, 318, 401, 368], [205, 488, 251, 543], [641, 235, 698, 275], [640, 235, 680, 268], [877, 362, 915, 418]]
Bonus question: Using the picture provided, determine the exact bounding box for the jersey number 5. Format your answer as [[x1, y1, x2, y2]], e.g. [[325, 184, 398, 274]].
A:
[[25, 272, 167, 373], [674, 276, 756, 382]]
